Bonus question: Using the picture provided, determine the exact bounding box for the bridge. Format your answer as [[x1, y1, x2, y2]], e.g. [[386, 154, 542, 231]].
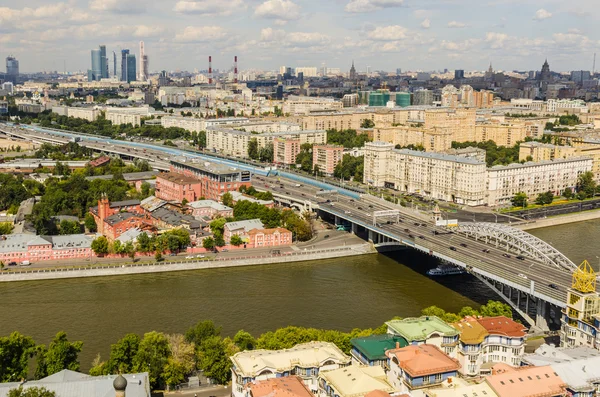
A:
[[1, 122, 586, 331]]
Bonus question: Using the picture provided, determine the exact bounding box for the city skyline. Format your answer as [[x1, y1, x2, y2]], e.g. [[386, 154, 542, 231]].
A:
[[1, 0, 599, 74]]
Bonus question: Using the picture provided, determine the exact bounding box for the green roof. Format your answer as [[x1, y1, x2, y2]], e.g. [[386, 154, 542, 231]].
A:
[[385, 316, 459, 342], [351, 334, 409, 361]]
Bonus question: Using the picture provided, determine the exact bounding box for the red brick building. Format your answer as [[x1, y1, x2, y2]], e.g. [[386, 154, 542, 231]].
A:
[[155, 172, 203, 203], [169, 160, 251, 201], [247, 227, 292, 247], [90, 196, 151, 240]]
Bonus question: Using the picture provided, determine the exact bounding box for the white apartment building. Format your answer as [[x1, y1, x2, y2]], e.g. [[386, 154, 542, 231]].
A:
[[105, 107, 153, 127], [231, 121, 301, 133], [206, 128, 327, 158], [546, 99, 587, 113], [486, 157, 592, 206], [510, 99, 545, 111], [363, 142, 487, 206], [230, 341, 350, 397], [452, 316, 527, 377], [282, 96, 343, 115], [317, 365, 397, 397], [65, 107, 101, 122], [161, 116, 204, 132], [294, 67, 318, 77]]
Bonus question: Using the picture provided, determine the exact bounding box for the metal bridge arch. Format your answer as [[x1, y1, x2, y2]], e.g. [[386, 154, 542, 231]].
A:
[[455, 222, 576, 272]]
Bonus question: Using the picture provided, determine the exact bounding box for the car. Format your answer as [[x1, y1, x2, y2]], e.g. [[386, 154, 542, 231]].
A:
[[404, 228, 410, 232], [221, 248, 229, 252], [516, 255, 525, 260], [549, 283, 559, 290], [460, 243, 467, 248], [7, 261, 16, 266], [482, 249, 490, 253], [414, 222, 420, 226], [398, 219, 403, 222], [344, 210, 351, 214], [295, 184, 301, 187], [323, 235, 330, 239], [502, 253, 511, 258], [418, 235, 425, 239], [449, 246, 457, 251], [408, 234, 414, 238], [420, 223, 426, 227], [185, 255, 195, 259], [326, 199, 331, 203], [357, 206, 363, 210], [386, 220, 392, 224], [349, 199, 354, 202], [433, 230, 439, 235], [330, 203, 335, 206], [265, 184, 269, 188], [196, 255, 205, 258], [368, 205, 373, 208], [169, 253, 177, 256], [518, 273, 528, 279], [301, 193, 305, 196]]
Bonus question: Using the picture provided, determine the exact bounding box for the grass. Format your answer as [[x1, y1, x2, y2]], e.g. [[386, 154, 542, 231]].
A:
[[500, 196, 599, 213]]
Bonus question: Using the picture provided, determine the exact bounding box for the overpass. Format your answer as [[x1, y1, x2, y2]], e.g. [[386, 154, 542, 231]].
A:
[[1, 122, 584, 331]]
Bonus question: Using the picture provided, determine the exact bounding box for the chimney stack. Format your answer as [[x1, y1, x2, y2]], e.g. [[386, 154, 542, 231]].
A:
[[209, 56, 213, 84]]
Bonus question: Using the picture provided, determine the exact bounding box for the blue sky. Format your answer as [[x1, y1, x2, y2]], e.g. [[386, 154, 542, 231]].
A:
[[1, 0, 598, 74]]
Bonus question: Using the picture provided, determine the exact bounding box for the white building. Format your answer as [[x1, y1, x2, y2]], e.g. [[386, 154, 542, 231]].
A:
[[282, 95, 343, 115], [363, 142, 487, 206], [105, 107, 152, 127], [230, 341, 351, 397], [486, 157, 592, 206], [161, 116, 204, 132], [546, 99, 587, 113], [294, 67, 318, 77], [231, 121, 301, 133], [64, 107, 101, 121], [317, 365, 397, 397]]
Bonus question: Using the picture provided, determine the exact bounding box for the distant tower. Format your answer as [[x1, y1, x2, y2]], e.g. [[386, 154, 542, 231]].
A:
[[120, 49, 129, 82], [112, 51, 117, 77], [139, 41, 146, 81], [208, 56, 213, 84], [5, 56, 19, 84], [485, 63, 493, 80], [234, 56, 238, 83], [539, 59, 551, 81], [349, 60, 356, 80]]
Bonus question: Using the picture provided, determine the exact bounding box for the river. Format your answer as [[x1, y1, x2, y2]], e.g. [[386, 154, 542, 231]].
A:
[[0, 219, 598, 369]]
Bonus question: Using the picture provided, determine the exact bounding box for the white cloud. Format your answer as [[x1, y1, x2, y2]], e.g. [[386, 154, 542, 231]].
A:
[[533, 8, 552, 21], [89, 0, 146, 14], [366, 25, 407, 41], [173, 0, 245, 16], [260, 28, 330, 47], [174, 26, 228, 42], [133, 25, 165, 38], [0, 3, 91, 31], [485, 32, 509, 49], [447, 21, 467, 28], [255, 0, 300, 21], [345, 0, 403, 13], [421, 19, 430, 29]]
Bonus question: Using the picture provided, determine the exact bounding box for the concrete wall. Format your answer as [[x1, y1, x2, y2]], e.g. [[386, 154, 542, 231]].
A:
[[517, 209, 600, 231], [0, 244, 374, 283]]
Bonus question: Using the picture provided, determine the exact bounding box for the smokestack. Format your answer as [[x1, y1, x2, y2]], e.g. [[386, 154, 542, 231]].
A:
[[209, 55, 213, 84], [234, 55, 238, 84]]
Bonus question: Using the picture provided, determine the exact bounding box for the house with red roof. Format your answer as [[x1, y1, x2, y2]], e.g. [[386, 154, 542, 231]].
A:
[[485, 363, 567, 397], [245, 376, 313, 397]]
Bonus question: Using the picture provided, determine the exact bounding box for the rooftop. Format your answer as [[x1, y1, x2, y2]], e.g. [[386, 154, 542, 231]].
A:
[[523, 344, 600, 366], [451, 318, 489, 345], [105, 212, 145, 226], [230, 341, 350, 377], [151, 207, 203, 229], [351, 334, 409, 361], [109, 199, 141, 208], [386, 316, 459, 342], [476, 316, 527, 338], [319, 365, 396, 397], [171, 159, 244, 176], [426, 380, 498, 397], [225, 219, 264, 232], [188, 199, 232, 212], [489, 156, 592, 170], [551, 355, 600, 392], [227, 191, 273, 206], [157, 171, 200, 185], [386, 344, 460, 377], [485, 364, 566, 397], [140, 195, 167, 212], [247, 376, 314, 397]]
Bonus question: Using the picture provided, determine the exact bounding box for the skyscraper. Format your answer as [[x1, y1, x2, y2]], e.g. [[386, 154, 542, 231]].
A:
[[88, 45, 108, 81], [121, 49, 130, 82], [139, 41, 146, 81], [126, 54, 137, 83], [112, 51, 117, 77], [454, 69, 465, 80], [99, 45, 108, 79], [349, 61, 356, 80], [5, 56, 19, 83], [539, 59, 551, 81]]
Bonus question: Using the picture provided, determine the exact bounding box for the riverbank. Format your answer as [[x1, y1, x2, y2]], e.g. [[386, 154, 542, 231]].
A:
[[515, 208, 600, 231], [0, 243, 374, 283]]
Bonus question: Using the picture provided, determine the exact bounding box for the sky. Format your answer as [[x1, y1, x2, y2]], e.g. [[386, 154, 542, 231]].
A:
[[1, 0, 599, 74]]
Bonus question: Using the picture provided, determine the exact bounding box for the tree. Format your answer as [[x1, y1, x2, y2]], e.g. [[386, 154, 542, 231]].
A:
[[105, 333, 140, 374], [125, 241, 136, 261], [214, 235, 225, 247], [209, 217, 227, 237], [247, 138, 259, 160], [84, 213, 97, 232], [181, 198, 188, 206], [137, 232, 152, 252], [535, 191, 554, 206], [140, 182, 151, 197], [91, 236, 109, 255], [360, 119, 375, 128], [576, 171, 596, 199], [230, 235, 243, 246], [59, 219, 80, 235], [197, 336, 231, 385], [8, 387, 56, 397], [0, 222, 14, 235], [0, 332, 38, 382], [511, 192, 528, 208], [563, 187, 573, 199], [185, 320, 222, 348], [233, 330, 255, 351], [155, 251, 163, 262], [132, 332, 171, 390], [35, 332, 83, 378], [202, 237, 215, 250], [222, 192, 233, 208], [479, 300, 512, 318], [163, 334, 196, 388]]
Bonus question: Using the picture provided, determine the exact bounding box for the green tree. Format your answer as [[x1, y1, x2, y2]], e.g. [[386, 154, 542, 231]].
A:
[[576, 171, 596, 199], [214, 235, 225, 247], [535, 191, 554, 206], [105, 333, 140, 374], [140, 182, 151, 197], [202, 237, 215, 250], [91, 236, 109, 255], [511, 192, 528, 208], [295, 143, 313, 172], [230, 235, 243, 246], [233, 330, 255, 351], [0, 222, 14, 235], [155, 251, 163, 261], [137, 232, 152, 252], [197, 336, 231, 385], [221, 192, 233, 208], [8, 387, 56, 397], [563, 187, 573, 199], [0, 332, 38, 382], [479, 300, 513, 318], [185, 320, 222, 348], [360, 119, 375, 128], [132, 332, 171, 390], [209, 217, 227, 237], [164, 334, 196, 388], [257, 143, 274, 162], [59, 219, 80, 235], [84, 213, 97, 232], [181, 198, 188, 206], [35, 332, 83, 378], [247, 138, 259, 160]]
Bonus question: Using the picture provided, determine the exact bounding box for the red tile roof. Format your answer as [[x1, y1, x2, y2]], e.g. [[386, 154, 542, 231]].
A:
[[386, 344, 460, 377], [247, 376, 314, 397], [477, 316, 527, 338], [486, 364, 566, 397]]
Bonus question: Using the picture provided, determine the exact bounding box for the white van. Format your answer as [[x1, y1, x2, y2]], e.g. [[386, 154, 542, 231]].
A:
[[21, 260, 31, 266]]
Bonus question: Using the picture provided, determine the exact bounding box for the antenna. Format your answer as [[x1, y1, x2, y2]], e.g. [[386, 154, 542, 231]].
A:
[[209, 56, 213, 84]]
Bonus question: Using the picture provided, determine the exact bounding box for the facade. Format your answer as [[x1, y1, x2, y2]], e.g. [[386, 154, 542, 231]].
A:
[[247, 227, 292, 247], [386, 316, 460, 357], [312, 145, 343, 176], [205, 128, 326, 158], [65, 107, 101, 121], [126, 54, 137, 83], [0, 234, 93, 264], [474, 123, 527, 147], [486, 157, 592, 206], [90, 197, 148, 240], [105, 107, 152, 127], [230, 341, 351, 397], [363, 142, 487, 206], [371, 126, 454, 152], [187, 200, 233, 219], [223, 219, 264, 242], [282, 96, 343, 115], [318, 365, 397, 397], [121, 49, 130, 82], [273, 138, 301, 165], [519, 142, 600, 178], [350, 335, 408, 368], [244, 376, 314, 397], [161, 116, 204, 132], [485, 364, 567, 397], [386, 344, 461, 392], [155, 172, 203, 203], [5, 56, 19, 83], [170, 160, 251, 201], [451, 316, 526, 377]]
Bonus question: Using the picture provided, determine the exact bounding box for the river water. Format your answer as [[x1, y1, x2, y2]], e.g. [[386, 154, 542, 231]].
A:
[[0, 220, 598, 369]]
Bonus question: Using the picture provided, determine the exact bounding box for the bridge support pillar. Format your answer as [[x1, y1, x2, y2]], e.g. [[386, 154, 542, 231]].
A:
[[535, 299, 550, 332], [334, 216, 340, 225], [351, 223, 357, 235], [368, 230, 374, 243]]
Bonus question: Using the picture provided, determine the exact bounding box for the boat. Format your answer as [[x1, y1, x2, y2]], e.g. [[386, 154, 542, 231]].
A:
[[426, 264, 465, 276]]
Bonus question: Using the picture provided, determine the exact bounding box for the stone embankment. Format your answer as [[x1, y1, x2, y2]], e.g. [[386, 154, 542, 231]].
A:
[[0, 243, 374, 283], [516, 209, 600, 231]]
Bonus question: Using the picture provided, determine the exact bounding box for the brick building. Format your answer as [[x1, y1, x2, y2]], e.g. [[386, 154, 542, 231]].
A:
[[312, 145, 343, 176], [90, 196, 151, 240], [155, 172, 203, 203], [0, 234, 93, 264], [247, 227, 292, 247], [273, 138, 301, 165]]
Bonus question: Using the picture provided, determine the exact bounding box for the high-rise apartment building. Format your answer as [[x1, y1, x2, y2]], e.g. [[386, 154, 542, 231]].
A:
[[413, 89, 434, 106], [5, 56, 19, 83], [120, 49, 130, 82], [454, 69, 465, 80], [88, 45, 108, 81], [126, 54, 137, 83]]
